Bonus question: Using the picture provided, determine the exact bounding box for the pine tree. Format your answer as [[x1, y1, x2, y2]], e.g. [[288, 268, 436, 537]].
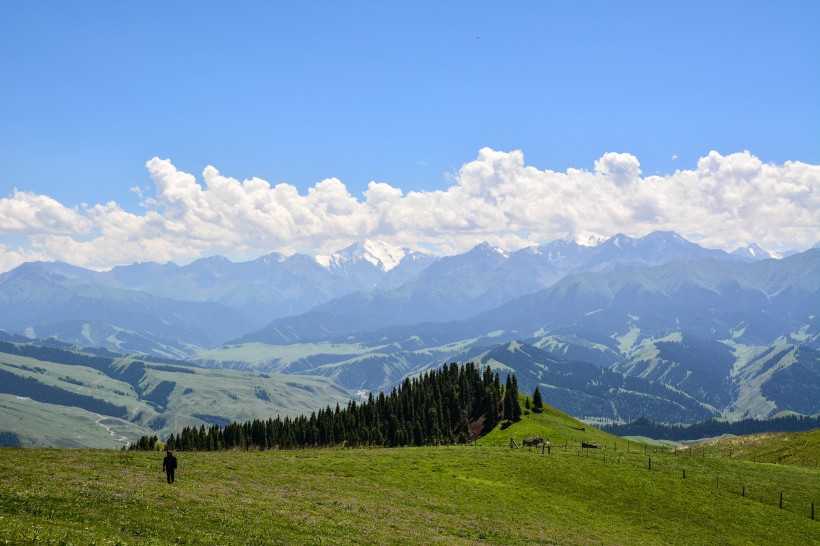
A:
[[503, 375, 513, 421], [532, 386, 543, 413], [131, 362, 523, 451], [510, 375, 522, 422]]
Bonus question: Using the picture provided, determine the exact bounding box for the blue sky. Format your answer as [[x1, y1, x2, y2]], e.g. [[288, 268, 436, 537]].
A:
[[0, 1, 818, 270]]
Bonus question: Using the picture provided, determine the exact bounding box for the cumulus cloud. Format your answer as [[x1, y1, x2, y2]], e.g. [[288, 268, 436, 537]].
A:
[[0, 190, 91, 235], [594, 152, 642, 186], [0, 148, 818, 271]]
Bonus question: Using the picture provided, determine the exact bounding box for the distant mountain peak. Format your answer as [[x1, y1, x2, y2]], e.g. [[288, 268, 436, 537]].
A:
[[471, 241, 509, 258], [644, 230, 687, 241], [732, 243, 780, 261], [253, 252, 288, 266], [190, 255, 233, 266], [562, 231, 609, 247], [608, 233, 637, 248], [316, 240, 426, 272]]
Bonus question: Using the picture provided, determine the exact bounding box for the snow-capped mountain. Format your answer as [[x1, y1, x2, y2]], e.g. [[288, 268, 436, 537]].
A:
[[314, 240, 436, 291], [2, 230, 807, 358], [237, 231, 752, 346], [562, 230, 610, 247], [316, 240, 428, 272], [732, 243, 781, 261]]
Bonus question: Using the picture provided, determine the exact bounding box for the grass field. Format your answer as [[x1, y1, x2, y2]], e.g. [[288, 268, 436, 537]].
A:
[[0, 347, 352, 448], [686, 429, 820, 467], [1, 408, 818, 545], [0, 394, 153, 448]]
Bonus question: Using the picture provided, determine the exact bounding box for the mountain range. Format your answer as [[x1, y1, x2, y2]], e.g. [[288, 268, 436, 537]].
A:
[[1, 231, 818, 443]]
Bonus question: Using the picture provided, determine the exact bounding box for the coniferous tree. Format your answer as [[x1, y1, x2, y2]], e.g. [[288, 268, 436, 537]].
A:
[[503, 375, 513, 421], [131, 362, 523, 451], [532, 386, 543, 413], [510, 375, 522, 421]]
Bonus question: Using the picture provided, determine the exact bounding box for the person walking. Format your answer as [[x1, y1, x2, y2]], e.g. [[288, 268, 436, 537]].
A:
[[163, 449, 178, 484]]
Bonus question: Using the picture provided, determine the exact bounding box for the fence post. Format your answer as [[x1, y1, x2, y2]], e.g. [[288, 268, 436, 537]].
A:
[[780, 492, 783, 509], [812, 501, 815, 520], [648, 457, 651, 470], [683, 469, 686, 479], [742, 485, 745, 497]]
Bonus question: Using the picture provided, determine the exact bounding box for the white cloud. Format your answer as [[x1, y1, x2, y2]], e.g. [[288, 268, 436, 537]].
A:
[[0, 148, 818, 272], [0, 190, 91, 235], [593, 152, 642, 186]]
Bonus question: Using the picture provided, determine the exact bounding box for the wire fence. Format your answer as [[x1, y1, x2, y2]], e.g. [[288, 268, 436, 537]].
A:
[[479, 440, 819, 522]]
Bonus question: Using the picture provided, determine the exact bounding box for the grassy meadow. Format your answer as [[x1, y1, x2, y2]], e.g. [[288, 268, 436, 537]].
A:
[[687, 429, 820, 467], [1, 407, 818, 545], [0, 346, 351, 448]]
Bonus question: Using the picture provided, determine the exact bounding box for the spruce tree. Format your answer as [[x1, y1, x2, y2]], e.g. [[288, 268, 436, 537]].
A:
[[510, 375, 522, 422], [532, 386, 543, 412], [503, 375, 513, 421], [132, 362, 524, 451]]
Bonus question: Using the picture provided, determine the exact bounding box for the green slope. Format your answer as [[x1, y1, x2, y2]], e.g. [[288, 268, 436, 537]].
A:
[[1, 444, 817, 545], [478, 401, 624, 449], [2, 400, 818, 544], [687, 429, 820, 467], [0, 341, 353, 448], [0, 394, 154, 448]]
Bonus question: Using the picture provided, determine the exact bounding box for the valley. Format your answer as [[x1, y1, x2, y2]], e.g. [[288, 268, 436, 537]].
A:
[[1, 233, 818, 446]]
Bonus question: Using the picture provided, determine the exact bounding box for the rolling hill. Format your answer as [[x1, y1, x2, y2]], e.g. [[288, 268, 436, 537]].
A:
[[1, 402, 818, 545], [0, 340, 352, 448]]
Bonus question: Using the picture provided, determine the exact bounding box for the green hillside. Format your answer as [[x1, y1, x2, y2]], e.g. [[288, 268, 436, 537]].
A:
[[686, 429, 820, 467], [478, 402, 623, 448], [0, 341, 352, 448], [2, 403, 818, 545]]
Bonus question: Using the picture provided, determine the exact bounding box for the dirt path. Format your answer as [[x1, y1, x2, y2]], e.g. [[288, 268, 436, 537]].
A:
[[95, 414, 130, 445]]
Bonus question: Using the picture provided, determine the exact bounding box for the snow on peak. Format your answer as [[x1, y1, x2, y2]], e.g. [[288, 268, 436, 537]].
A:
[[255, 252, 288, 265], [316, 240, 422, 272], [732, 244, 781, 260], [562, 231, 609, 247], [473, 241, 509, 258], [359, 240, 410, 271]]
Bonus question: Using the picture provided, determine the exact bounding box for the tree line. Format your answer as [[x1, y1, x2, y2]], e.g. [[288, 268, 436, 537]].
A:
[[0, 368, 128, 418], [600, 414, 820, 441], [131, 362, 523, 451]]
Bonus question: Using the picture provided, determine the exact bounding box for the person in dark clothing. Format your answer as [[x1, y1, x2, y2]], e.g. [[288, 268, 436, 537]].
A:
[[162, 450, 177, 484]]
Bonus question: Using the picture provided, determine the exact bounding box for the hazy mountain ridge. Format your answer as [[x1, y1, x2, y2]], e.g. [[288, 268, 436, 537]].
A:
[[0, 264, 255, 355], [2, 233, 817, 427], [455, 341, 720, 423], [202, 248, 820, 422], [239, 231, 752, 345], [2, 231, 752, 355]]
